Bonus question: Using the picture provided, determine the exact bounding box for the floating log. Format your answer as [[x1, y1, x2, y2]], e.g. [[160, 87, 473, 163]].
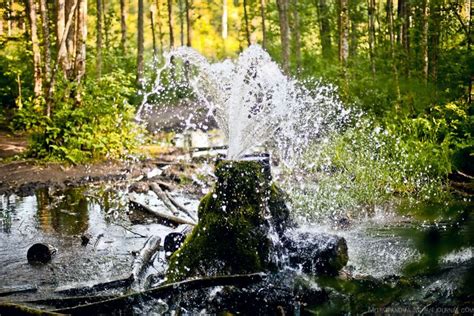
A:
[[27, 243, 57, 264], [54, 273, 266, 315], [131, 236, 161, 281], [0, 302, 64, 315], [283, 230, 348, 276], [129, 198, 196, 226], [0, 285, 37, 297]]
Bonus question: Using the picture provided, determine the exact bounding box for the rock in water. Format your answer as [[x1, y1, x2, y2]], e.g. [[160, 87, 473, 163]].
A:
[[27, 243, 57, 264], [283, 230, 348, 275]]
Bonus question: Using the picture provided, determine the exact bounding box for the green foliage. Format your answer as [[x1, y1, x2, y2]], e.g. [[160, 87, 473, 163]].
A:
[[0, 39, 33, 109], [287, 112, 463, 219], [20, 71, 142, 164]]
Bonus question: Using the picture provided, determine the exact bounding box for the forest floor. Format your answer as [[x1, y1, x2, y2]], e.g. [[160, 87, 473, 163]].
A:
[[0, 131, 199, 196]]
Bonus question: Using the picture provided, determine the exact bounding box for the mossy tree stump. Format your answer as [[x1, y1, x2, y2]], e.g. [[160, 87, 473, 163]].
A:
[[167, 159, 289, 282]]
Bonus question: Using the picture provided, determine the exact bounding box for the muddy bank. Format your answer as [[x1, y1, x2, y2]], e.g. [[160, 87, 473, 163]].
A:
[[0, 155, 204, 197]]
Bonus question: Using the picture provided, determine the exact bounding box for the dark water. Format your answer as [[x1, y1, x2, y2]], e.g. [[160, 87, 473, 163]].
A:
[[0, 185, 198, 301], [0, 185, 472, 314]]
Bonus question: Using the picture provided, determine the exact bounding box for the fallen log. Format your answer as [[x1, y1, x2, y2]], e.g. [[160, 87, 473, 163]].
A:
[[164, 191, 197, 222], [129, 198, 196, 226], [54, 273, 266, 315], [149, 183, 179, 215], [132, 236, 162, 282], [0, 302, 64, 315]]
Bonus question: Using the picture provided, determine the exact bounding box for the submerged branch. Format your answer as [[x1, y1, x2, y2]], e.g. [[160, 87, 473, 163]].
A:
[[54, 273, 266, 315]]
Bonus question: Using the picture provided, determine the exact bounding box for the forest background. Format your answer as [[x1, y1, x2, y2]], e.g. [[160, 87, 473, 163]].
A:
[[0, 0, 472, 202]]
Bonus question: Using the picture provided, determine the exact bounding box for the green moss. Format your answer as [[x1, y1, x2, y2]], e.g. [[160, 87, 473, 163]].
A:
[[167, 160, 280, 282]]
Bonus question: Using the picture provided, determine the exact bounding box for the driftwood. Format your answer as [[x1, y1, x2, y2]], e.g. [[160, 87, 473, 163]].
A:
[[149, 183, 180, 215], [54, 273, 266, 315], [0, 302, 64, 315], [23, 295, 118, 309], [155, 180, 175, 191], [0, 285, 37, 297], [164, 191, 197, 222], [129, 198, 196, 226], [131, 236, 161, 281], [53, 236, 161, 296]]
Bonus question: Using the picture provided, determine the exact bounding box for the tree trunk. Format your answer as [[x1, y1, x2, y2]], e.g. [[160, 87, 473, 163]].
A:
[[185, 0, 191, 46], [103, 1, 110, 50], [398, 0, 410, 76], [428, 0, 440, 82], [120, 0, 127, 52], [243, 0, 251, 46], [167, 0, 174, 47], [222, 0, 228, 39], [150, 8, 158, 60], [387, 0, 401, 103], [39, 0, 52, 116], [156, 0, 164, 49], [74, 0, 86, 86], [421, 0, 429, 82], [178, 0, 184, 46], [316, 0, 332, 59], [65, 0, 76, 79], [368, 0, 376, 76], [291, 0, 301, 71], [259, 0, 266, 48], [276, 0, 290, 73], [27, 0, 43, 100], [338, 0, 349, 65], [137, 0, 144, 85], [96, 0, 103, 78], [57, 0, 66, 73], [7, 0, 12, 36]]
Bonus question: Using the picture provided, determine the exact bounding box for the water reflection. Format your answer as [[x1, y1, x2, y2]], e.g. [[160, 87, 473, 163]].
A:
[[35, 188, 89, 235], [0, 195, 14, 233]]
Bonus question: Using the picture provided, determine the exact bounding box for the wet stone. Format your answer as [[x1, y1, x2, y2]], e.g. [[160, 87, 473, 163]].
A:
[[27, 243, 57, 264]]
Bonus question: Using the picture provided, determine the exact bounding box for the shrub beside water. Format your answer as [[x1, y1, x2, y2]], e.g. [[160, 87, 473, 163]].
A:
[[285, 100, 473, 219], [13, 71, 142, 164]]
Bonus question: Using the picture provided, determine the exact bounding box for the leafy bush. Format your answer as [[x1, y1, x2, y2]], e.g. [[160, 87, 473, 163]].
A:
[[284, 113, 462, 220], [22, 71, 143, 163]]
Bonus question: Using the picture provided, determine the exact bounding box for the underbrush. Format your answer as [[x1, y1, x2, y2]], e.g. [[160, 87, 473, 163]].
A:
[[284, 100, 472, 220], [11, 71, 143, 164]]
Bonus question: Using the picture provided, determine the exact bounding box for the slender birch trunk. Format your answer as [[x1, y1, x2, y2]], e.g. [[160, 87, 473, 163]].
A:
[[137, 0, 144, 85], [259, 0, 266, 48], [96, 0, 103, 78], [120, 0, 127, 52], [243, 0, 251, 46], [27, 0, 43, 100]]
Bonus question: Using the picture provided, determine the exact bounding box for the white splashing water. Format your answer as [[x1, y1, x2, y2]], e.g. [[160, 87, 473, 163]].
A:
[[136, 45, 349, 164]]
